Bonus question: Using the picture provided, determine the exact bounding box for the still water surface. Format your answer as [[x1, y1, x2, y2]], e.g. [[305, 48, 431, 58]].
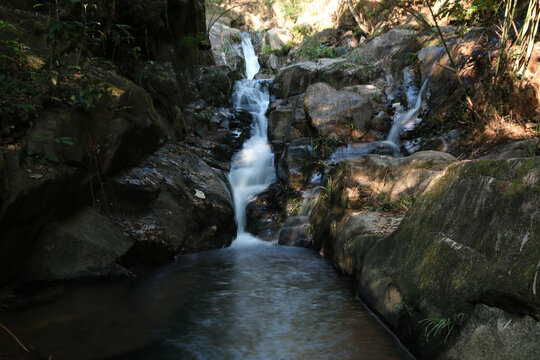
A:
[[0, 240, 413, 360]]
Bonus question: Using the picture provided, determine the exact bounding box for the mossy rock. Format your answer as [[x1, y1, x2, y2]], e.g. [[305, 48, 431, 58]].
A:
[[358, 157, 540, 358]]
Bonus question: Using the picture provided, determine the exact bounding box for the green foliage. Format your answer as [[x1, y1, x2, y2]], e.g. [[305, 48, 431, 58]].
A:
[[348, 51, 367, 65], [297, 36, 337, 60], [292, 24, 313, 38], [315, 176, 334, 200], [466, 0, 500, 23], [419, 313, 467, 342], [70, 79, 111, 110], [262, 42, 294, 57], [274, 0, 309, 22], [363, 192, 415, 213], [287, 196, 303, 216], [312, 135, 341, 158], [231, 33, 242, 43], [136, 61, 170, 84], [26, 135, 75, 163]]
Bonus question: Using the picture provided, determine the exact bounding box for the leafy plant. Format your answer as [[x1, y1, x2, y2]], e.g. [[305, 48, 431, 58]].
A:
[[262, 42, 294, 57], [315, 176, 334, 200], [70, 78, 112, 110], [231, 33, 242, 43], [297, 36, 337, 60], [312, 135, 341, 158], [292, 24, 313, 38], [419, 313, 467, 342]]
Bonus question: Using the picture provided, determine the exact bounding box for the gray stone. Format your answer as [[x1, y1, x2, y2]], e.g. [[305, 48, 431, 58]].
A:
[[268, 94, 307, 146], [304, 82, 372, 141], [441, 304, 540, 360], [278, 215, 313, 248], [264, 28, 294, 51], [347, 28, 418, 76]]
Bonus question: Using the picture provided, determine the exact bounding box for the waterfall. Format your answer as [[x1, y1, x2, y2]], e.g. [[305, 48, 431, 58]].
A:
[[241, 33, 260, 80], [228, 34, 276, 245]]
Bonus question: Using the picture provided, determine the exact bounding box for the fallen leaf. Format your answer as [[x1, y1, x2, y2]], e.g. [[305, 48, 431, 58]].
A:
[[195, 189, 206, 199]]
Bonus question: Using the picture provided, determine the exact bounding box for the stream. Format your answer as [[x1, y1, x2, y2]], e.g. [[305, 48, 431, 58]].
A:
[[0, 35, 414, 360]]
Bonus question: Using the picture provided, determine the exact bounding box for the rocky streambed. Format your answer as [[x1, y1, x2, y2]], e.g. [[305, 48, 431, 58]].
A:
[[1, 4, 540, 360]]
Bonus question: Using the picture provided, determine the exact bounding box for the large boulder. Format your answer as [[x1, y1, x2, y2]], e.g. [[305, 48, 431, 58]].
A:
[[340, 150, 457, 207], [332, 211, 403, 275], [418, 29, 494, 119], [267, 94, 309, 147], [0, 153, 78, 284], [347, 28, 418, 77], [272, 58, 381, 99], [112, 144, 236, 260], [304, 82, 373, 142], [208, 20, 242, 62], [25, 208, 134, 280], [264, 28, 294, 51], [196, 65, 234, 106], [356, 158, 540, 359], [310, 151, 455, 258], [272, 60, 322, 99], [26, 70, 166, 174]]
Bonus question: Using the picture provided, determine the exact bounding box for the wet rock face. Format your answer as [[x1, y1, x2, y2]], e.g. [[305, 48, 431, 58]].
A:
[[196, 65, 234, 106], [246, 183, 289, 241], [275, 137, 318, 186], [304, 82, 373, 142], [7, 142, 237, 281]]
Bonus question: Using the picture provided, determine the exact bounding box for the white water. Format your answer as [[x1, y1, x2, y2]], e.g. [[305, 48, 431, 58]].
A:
[[386, 79, 429, 145], [228, 35, 275, 245], [241, 33, 260, 80]]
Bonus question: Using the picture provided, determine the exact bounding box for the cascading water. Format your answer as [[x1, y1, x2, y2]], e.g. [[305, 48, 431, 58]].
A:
[[241, 33, 260, 80], [386, 78, 429, 145], [228, 34, 276, 245], [328, 66, 434, 164]]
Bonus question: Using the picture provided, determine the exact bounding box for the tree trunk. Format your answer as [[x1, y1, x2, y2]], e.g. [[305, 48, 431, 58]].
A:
[[346, 0, 370, 34]]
